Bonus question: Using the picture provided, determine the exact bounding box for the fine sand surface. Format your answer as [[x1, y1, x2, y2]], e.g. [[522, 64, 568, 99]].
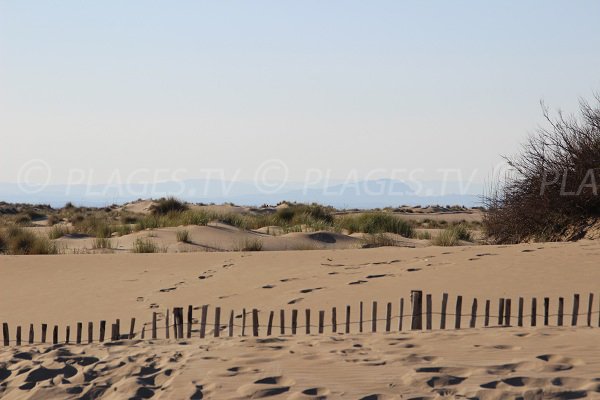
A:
[[2, 241, 600, 398]]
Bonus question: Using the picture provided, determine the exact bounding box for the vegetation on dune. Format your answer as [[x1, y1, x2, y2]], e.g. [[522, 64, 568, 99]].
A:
[[48, 225, 70, 239], [131, 238, 163, 253], [150, 197, 188, 215], [335, 212, 414, 237], [0, 226, 58, 255], [433, 224, 473, 246], [484, 95, 600, 243], [233, 237, 263, 251], [176, 229, 190, 243]]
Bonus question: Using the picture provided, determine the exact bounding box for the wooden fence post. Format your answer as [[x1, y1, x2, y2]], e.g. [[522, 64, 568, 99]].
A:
[[505, 299, 511, 326], [77, 322, 82, 344], [116, 319, 120, 340], [16, 326, 21, 346], [267, 311, 274, 336], [455, 296, 462, 329], [484, 300, 490, 327], [518, 298, 524, 327], [345, 305, 351, 334], [241, 308, 246, 337], [213, 307, 221, 338], [359, 301, 364, 333], [88, 322, 93, 344], [42, 323, 48, 343], [65, 326, 70, 344], [280, 310, 285, 335], [426, 294, 432, 330], [252, 309, 260, 337], [305, 309, 311, 334], [318, 310, 324, 334], [29, 324, 34, 344], [53, 325, 58, 344], [587, 293, 594, 327], [558, 297, 564, 326], [411, 290, 423, 330], [165, 310, 170, 339], [531, 298, 537, 327], [292, 309, 298, 334], [332, 307, 337, 333], [176, 308, 184, 339], [129, 318, 136, 339], [440, 293, 448, 329], [498, 298, 505, 325], [99, 321, 106, 342], [399, 298, 404, 331], [371, 301, 377, 333], [229, 310, 234, 337], [386, 302, 392, 332], [2, 323, 8, 346], [152, 313, 157, 339], [572, 294, 580, 326], [187, 305, 193, 339], [470, 298, 477, 328], [201, 305, 208, 338], [544, 297, 550, 326]]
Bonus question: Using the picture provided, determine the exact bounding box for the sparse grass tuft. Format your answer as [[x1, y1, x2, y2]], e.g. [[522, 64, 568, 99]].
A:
[[233, 237, 263, 251], [176, 229, 190, 243], [433, 224, 472, 246], [2, 226, 58, 254], [92, 237, 112, 249], [131, 238, 161, 253], [336, 212, 413, 237], [360, 233, 398, 248], [414, 230, 432, 240], [48, 225, 70, 239]]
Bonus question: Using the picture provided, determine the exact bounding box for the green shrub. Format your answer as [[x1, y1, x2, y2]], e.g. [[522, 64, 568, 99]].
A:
[[4, 226, 58, 254], [176, 229, 190, 243], [414, 231, 432, 240], [150, 197, 188, 215], [114, 224, 132, 236]]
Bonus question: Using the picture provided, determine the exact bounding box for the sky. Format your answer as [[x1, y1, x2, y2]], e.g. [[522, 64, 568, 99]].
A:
[[1, 1, 600, 188]]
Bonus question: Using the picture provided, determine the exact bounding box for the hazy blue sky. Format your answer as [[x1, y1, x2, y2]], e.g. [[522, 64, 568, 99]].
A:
[[1, 1, 599, 186]]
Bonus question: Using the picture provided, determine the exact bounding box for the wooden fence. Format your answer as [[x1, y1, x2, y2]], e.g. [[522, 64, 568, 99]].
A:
[[3, 290, 600, 346]]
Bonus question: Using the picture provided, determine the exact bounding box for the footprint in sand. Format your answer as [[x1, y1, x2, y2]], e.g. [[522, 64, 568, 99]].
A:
[[159, 287, 176, 292], [407, 268, 421, 272], [366, 274, 389, 279], [262, 284, 275, 289], [288, 298, 304, 305], [300, 287, 323, 294], [349, 280, 367, 285]]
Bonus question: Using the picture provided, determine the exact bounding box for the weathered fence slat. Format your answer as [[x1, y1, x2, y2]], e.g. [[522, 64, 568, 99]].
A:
[[88, 322, 93, 344], [505, 299, 511, 326], [455, 296, 462, 329], [332, 307, 337, 333], [544, 297, 550, 326], [399, 298, 404, 331], [280, 310, 286, 335], [229, 310, 234, 337], [253, 309, 260, 337], [485, 300, 490, 327], [200, 305, 208, 338], [426, 294, 432, 330], [498, 298, 505, 325], [77, 322, 82, 344], [470, 298, 477, 328], [42, 323, 48, 343], [346, 305, 351, 334], [116, 319, 120, 340], [267, 311, 275, 336], [2, 323, 8, 346], [292, 309, 298, 334], [359, 301, 364, 333], [165, 310, 170, 339], [371, 302, 377, 333], [53, 325, 58, 344], [440, 293, 448, 329], [129, 318, 136, 339], [531, 298, 537, 327], [187, 305, 193, 339], [572, 294, 580, 326], [305, 309, 311, 334], [152, 313, 157, 339], [411, 290, 423, 330], [558, 297, 564, 326], [241, 308, 246, 337], [386, 302, 392, 332], [99, 321, 106, 342], [588, 293, 594, 327], [518, 298, 524, 327], [214, 307, 221, 338], [29, 324, 34, 344], [65, 326, 70, 344], [16, 326, 21, 346], [318, 310, 324, 334]]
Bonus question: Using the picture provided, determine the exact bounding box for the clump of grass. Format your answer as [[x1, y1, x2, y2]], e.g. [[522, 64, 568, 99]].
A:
[[15, 214, 32, 226], [414, 231, 432, 240], [176, 229, 190, 243], [114, 224, 132, 236], [47, 215, 61, 226], [132, 238, 161, 253], [336, 212, 413, 237], [2, 226, 58, 254], [48, 225, 70, 239], [361, 233, 398, 248], [150, 197, 188, 215], [233, 237, 263, 251], [92, 237, 112, 249], [433, 224, 472, 246]]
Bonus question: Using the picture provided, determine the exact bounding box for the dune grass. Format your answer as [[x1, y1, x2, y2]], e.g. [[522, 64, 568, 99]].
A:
[[335, 212, 414, 237], [360, 233, 398, 248], [48, 225, 70, 239], [233, 237, 263, 251], [176, 229, 190, 243], [433, 224, 472, 246], [131, 238, 163, 253], [92, 237, 113, 249], [0, 226, 58, 254]]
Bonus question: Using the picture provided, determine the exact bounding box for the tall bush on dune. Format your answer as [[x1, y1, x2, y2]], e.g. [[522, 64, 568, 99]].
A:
[[484, 94, 600, 243]]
